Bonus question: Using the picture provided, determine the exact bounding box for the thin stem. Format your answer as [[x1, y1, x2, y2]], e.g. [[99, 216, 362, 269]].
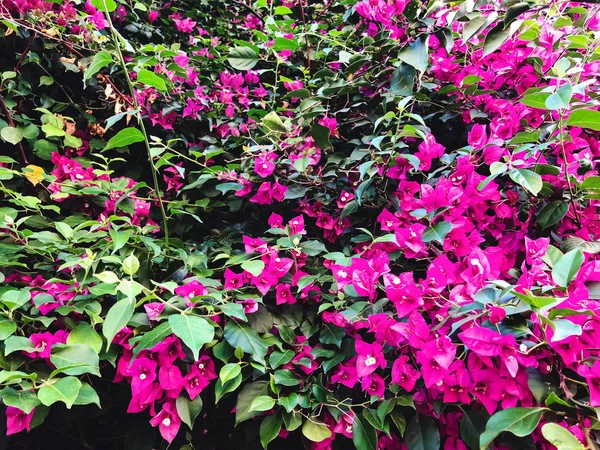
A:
[[558, 113, 582, 228], [100, 1, 170, 246], [0, 93, 28, 164]]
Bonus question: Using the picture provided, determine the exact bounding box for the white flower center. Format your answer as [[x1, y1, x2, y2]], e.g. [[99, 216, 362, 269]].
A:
[[140, 373, 146, 380], [365, 356, 377, 366], [198, 363, 205, 369], [337, 270, 347, 278], [162, 418, 171, 427]]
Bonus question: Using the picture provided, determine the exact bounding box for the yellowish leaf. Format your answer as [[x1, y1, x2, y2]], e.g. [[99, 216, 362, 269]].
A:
[[23, 165, 45, 186]]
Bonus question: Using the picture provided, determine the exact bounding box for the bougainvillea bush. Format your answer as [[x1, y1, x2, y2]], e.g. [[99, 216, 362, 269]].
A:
[[1, 0, 600, 448]]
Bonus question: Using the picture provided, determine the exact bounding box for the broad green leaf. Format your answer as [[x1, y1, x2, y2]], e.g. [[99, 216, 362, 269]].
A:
[[550, 319, 582, 342], [0, 317, 16, 340], [567, 109, 600, 131], [509, 169, 542, 195], [55, 222, 73, 240], [537, 201, 568, 229], [480, 407, 546, 449], [90, 0, 116, 12], [215, 372, 242, 403], [483, 19, 523, 56], [545, 83, 572, 110], [250, 395, 276, 412], [104, 128, 144, 151], [311, 123, 332, 150], [241, 260, 265, 277], [1, 127, 24, 145], [38, 377, 82, 409], [405, 415, 440, 450], [262, 112, 288, 133], [224, 320, 268, 364], [73, 382, 101, 408], [132, 321, 172, 357], [67, 323, 103, 354], [102, 298, 135, 350], [521, 89, 551, 109], [1, 388, 40, 414], [50, 344, 100, 376], [398, 35, 428, 73], [137, 70, 167, 91], [227, 46, 259, 70], [421, 221, 452, 244], [390, 63, 416, 96], [460, 410, 486, 450], [219, 363, 241, 384], [235, 380, 269, 425], [260, 415, 282, 449], [302, 419, 332, 442], [552, 249, 584, 287], [84, 50, 113, 80], [541, 423, 585, 450], [168, 315, 214, 361], [176, 395, 203, 429], [353, 412, 378, 450], [122, 253, 140, 275]]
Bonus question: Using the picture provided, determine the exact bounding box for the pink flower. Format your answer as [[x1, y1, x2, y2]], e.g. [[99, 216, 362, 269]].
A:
[[129, 357, 158, 396], [355, 340, 386, 378], [333, 411, 355, 438], [250, 182, 273, 205], [174, 17, 197, 33], [174, 280, 208, 300], [6, 407, 34, 435], [331, 362, 358, 388], [276, 284, 296, 305], [144, 302, 164, 320], [390, 355, 420, 392], [150, 400, 181, 442], [459, 327, 519, 377], [174, 55, 190, 68], [148, 10, 159, 22]]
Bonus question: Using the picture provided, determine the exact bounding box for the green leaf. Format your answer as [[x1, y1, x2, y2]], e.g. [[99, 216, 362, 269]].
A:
[[4, 336, 35, 355], [122, 253, 140, 275], [509, 169, 543, 195], [311, 123, 332, 150], [67, 323, 103, 354], [84, 50, 113, 80], [260, 415, 282, 449], [537, 201, 568, 229], [398, 35, 428, 73], [215, 372, 242, 403], [1, 127, 24, 145], [302, 419, 332, 443], [38, 377, 82, 409], [300, 240, 327, 256], [405, 415, 440, 450], [102, 298, 135, 350], [168, 315, 214, 361], [521, 89, 551, 110], [552, 248, 584, 287], [278, 393, 298, 413], [137, 70, 167, 91], [483, 19, 524, 56], [227, 46, 259, 70], [74, 382, 101, 408], [269, 350, 294, 369], [50, 344, 100, 376], [567, 109, 600, 131], [241, 260, 265, 277], [176, 395, 203, 429], [422, 221, 452, 244], [104, 128, 144, 151], [250, 395, 276, 412], [390, 63, 416, 96], [480, 407, 546, 449], [541, 423, 585, 450], [235, 380, 269, 425], [353, 412, 378, 450], [504, 2, 531, 25], [219, 363, 241, 384], [545, 83, 572, 110], [550, 319, 582, 342], [132, 321, 172, 356], [1, 388, 40, 414], [273, 369, 301, 387], [0, 317, 16, 340], [90, 0, 116, 12], [262, 112, 288, 133], [460, 410, 486, 450], [224, 320, 268, 364]]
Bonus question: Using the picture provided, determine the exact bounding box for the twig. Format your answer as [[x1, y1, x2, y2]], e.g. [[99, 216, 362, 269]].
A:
[[100, 0, 170, 246], [0, 93, 28, 164]]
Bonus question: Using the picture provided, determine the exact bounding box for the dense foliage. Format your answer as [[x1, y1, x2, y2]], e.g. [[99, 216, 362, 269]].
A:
[[1, 0, 600, 448]]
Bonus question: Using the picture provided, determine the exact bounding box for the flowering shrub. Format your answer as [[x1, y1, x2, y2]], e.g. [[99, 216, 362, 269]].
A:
[[1, 0, 600, 448]]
